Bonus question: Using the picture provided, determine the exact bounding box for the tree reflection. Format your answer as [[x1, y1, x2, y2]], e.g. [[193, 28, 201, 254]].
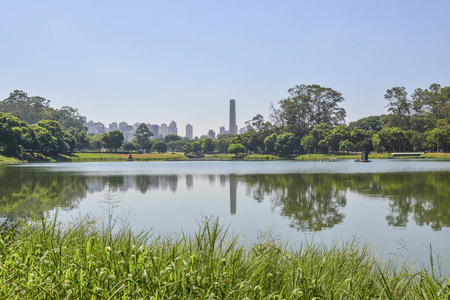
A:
[[0, 167, 87, 219], [243, 174, 347, 231], [242, 172, 450, 231], [0, 166, 449, 231]]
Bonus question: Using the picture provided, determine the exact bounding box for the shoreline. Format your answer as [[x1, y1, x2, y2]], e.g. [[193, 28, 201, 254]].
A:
[[1, 152, 450, 164]]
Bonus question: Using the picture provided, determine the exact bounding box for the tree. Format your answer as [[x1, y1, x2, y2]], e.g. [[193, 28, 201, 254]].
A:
[[339, 139, 354, 153], [133, 123, 154, 152], [327, 125, 351, 153], [164, 134, 181, 143], [123, 142, 137, 152], [202, 138, 215, 154], [37, 120, 69, 153], [0, 90, 51, 124], [153, 141, 167, 153], [215, 138, 232, 153], [0, 112, 29, 155], [51, 106, 84, 131], [271, 84, 346, 131], [228, 143, 246, 157], [301, 134, 316, 154], [264, 133, 277, 154], [102, 130, 124, 152], [275, 132, 296, 156], [348, 115, 385, 132], [385, 87, 412, 129]]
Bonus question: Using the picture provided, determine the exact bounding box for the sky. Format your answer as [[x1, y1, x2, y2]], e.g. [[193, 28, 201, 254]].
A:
[[1, 0, 449, 137]]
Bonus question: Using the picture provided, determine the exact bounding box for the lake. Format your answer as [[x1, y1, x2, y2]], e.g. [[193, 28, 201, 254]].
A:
[[1, 159, 449, 273]]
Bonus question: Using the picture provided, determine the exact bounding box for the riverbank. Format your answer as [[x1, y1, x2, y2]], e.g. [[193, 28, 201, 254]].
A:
[[1, 152, 450, 164], [0, 216, 448, 299]]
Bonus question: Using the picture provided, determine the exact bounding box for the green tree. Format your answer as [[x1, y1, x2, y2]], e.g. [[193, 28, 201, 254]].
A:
[[122, 142, 137, 152], [133, 123, 154, 152], [271, 84, 346, 130], [202, 138, 215, 154], [0, 90, 51, 124], [228, 143, 246, 157], [275, 132, 296, 156], [153, 141, 168, 153], [300, 134, 316, 154], [327, 125, 350, 153], [164, 134, 181, 143], [51, 106, 84, 131], [264, 133, 277, 154], [385, 87, 411, 129], [348, 115, 385, 132], [0, 112, 29, 155], [37, 120, 69, 153], [339, 139, 354, 153], [102, 130, 124, 152]]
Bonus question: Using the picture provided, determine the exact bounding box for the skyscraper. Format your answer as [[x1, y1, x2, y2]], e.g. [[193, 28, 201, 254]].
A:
[[159, 123, 168, 137], [168, 121, 177, 135], [229, 99, 237, 135], [185, 124, 193, 140]]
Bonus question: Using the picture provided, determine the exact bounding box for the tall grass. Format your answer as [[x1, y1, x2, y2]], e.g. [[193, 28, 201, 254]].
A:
[[0, 215, 449, 299]]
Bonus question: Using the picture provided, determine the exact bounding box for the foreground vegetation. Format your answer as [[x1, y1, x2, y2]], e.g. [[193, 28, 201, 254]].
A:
[[0, 216, 448, 299]]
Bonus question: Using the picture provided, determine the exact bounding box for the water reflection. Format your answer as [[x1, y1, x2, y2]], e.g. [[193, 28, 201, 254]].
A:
[[0, 166, 449, 231]]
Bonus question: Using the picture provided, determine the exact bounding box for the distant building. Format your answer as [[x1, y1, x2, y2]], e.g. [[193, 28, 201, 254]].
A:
[[109, 122, 118, 131], [219, 126, 226, 135], [119, 121, 130, 131], [207, 130, 216, 140], [168, 121, 177, 135], [239, 127, 246, 134], [185, 124, 193, 140], [229, 99, 237, 135], [87, 120, 106, 134], [159, 123, 168, 137], [148, 124, 159, 138]]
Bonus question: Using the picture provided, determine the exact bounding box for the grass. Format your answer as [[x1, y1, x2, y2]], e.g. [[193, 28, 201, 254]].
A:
[[53, 152, 188, 162], [0, 215, 449, 299], [422, 152, 450, 159], [0, 154, 22, 164], [2, 151, 450, 165]]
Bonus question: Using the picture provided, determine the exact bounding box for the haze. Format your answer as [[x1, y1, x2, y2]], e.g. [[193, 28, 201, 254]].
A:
[[1, 0, 449, 136]]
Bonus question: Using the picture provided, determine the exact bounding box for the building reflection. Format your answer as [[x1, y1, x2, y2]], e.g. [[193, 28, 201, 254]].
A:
[[230, 175, 237, 215]]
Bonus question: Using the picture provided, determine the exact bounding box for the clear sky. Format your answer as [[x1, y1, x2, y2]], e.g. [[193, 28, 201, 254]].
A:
[[1, 0, 449, 137]]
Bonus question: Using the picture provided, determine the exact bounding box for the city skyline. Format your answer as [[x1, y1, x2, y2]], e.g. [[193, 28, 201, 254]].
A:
[[1, 1, 449, 136]]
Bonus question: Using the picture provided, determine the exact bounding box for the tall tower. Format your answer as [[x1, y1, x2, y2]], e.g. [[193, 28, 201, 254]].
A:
[[185, 124, 193, 140], [229, 99, 237, 135]]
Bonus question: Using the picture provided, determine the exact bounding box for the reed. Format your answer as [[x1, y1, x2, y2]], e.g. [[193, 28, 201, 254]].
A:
[[0, 215, 448, 299]]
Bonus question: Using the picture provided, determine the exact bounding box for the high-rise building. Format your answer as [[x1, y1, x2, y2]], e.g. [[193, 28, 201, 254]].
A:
[[186, 124, 193, 140], [229, 99, 237, 135], [148, 124, 159, 138], [168, 121, 177, 135], [219, 126, 225, 136], [207, 130, 216, 140], [109, 122, 118, 131], [159, 123, 168, 137]]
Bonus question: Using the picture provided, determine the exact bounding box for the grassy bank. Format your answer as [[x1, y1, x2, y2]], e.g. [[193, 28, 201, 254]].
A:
[[2, 152, 450, 165], [0, 154, 22, 164], [0, 216, 448, 299]]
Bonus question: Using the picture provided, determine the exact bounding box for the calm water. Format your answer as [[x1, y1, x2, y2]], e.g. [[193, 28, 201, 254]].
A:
[[1, 160, 449, 272]]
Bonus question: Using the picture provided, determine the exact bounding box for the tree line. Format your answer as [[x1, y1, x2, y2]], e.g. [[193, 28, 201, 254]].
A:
[[1, 83, 449, 157]]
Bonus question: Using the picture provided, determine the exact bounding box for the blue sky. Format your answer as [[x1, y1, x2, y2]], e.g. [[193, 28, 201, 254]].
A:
[[1, 0, 449, 137]]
